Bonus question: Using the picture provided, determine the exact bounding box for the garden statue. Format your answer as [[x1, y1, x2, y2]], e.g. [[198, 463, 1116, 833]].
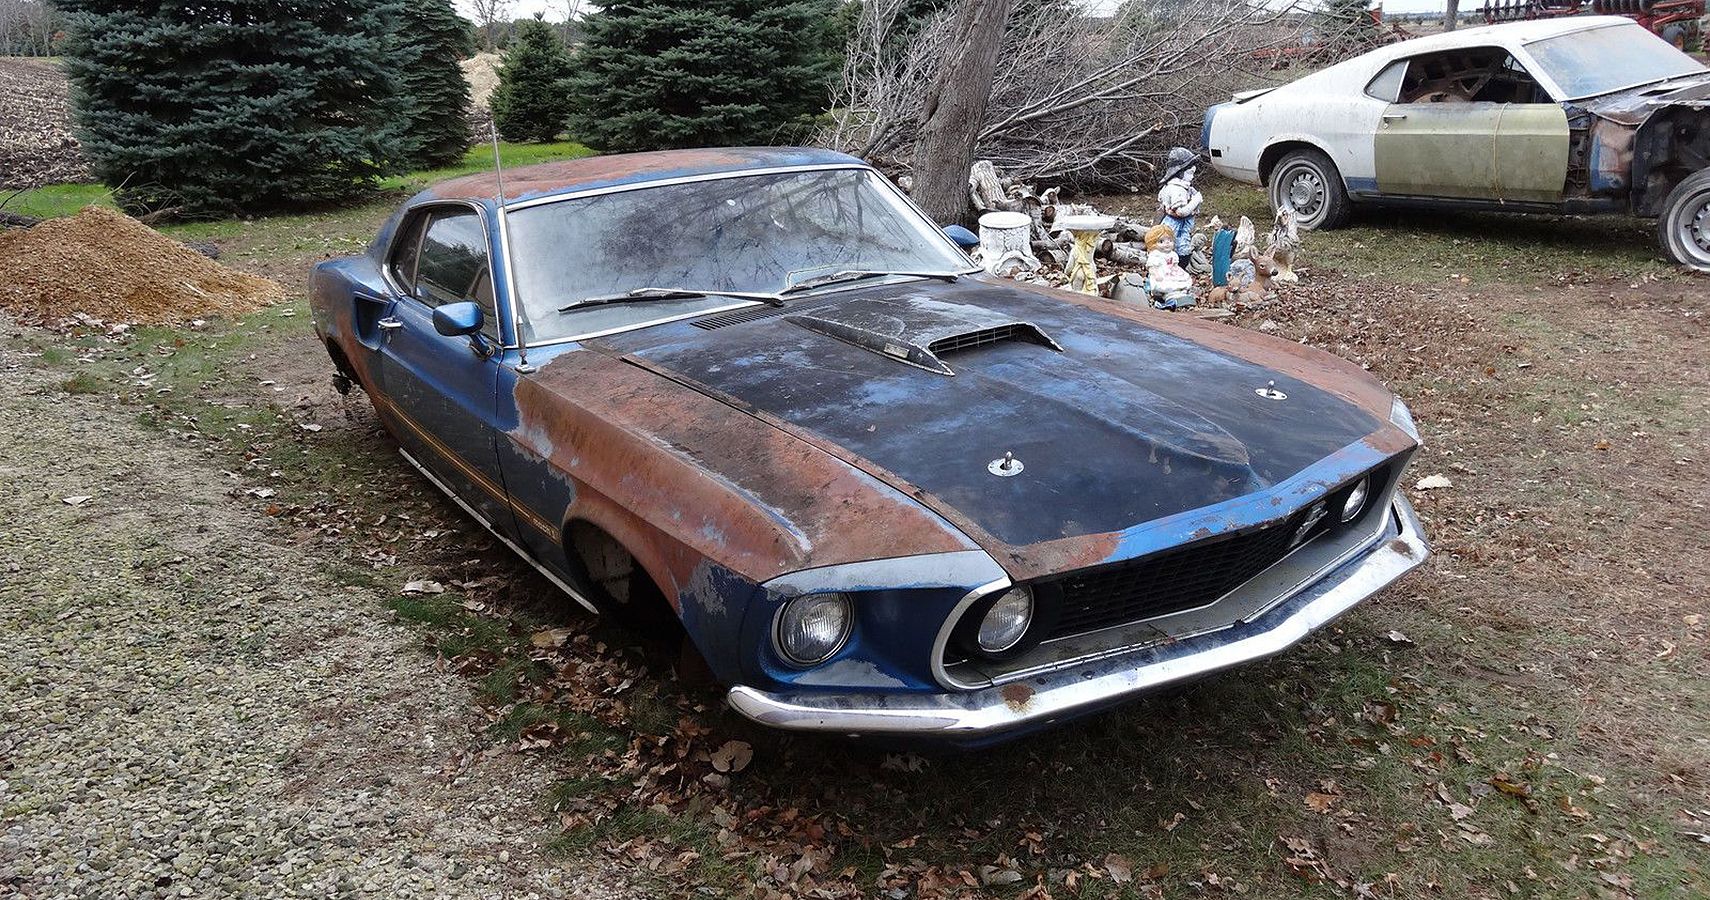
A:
[[1142, 222, 1195, 309], [1157, 146, 1204, 269], [1056, 213, 1117, 295]]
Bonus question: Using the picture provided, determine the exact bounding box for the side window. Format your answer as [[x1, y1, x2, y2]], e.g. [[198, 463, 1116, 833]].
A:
[[412, 208, 499, 337], [1395, 47, 1547, 104], [388, 215, 426, 289], [1365, 60, 1407, 103]]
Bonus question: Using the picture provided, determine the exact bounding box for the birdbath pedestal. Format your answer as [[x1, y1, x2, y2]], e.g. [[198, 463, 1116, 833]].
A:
[[1056, 214, 1117, 295]]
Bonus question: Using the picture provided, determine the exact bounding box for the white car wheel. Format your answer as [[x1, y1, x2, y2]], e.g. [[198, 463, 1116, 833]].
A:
[[1657, 169, 1710, 273], [1268, 149, 1351, 231]]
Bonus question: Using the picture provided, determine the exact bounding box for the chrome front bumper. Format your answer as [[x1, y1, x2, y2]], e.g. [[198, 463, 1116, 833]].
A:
[[726, 495, 1429, 739]]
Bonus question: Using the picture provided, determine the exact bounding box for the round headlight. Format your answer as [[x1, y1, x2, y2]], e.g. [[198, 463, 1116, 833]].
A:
[[776, 593, 852, 666], [976, 587, 1035, 654], [1340, 477, 1370, 523]]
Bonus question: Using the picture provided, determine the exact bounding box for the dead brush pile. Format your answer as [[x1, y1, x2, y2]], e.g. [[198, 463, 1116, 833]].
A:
[[0, 206, 285, 327]]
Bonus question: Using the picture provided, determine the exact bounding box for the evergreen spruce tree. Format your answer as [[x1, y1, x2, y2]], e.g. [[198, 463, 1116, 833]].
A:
[[568, 0, 843, 152], [58, 0, 401, 216], [393, 0, 476, 169], [490, 19, 575, 143]]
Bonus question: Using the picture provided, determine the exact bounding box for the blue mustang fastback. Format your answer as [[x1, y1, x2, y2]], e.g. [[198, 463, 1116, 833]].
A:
[[310, 147, 1430, 745]]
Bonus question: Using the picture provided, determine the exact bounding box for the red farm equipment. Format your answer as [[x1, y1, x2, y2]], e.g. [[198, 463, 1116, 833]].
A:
[[1483, 0, 1705, 50]]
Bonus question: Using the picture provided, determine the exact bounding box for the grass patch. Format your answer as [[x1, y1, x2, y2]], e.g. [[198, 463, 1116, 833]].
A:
[[378, 140, 597, 194], [2, 182, 114, 219], [59, 371, 104, 394]]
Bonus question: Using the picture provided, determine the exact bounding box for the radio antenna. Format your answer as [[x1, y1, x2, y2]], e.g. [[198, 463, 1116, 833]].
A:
[[491, 122, 534, 373]]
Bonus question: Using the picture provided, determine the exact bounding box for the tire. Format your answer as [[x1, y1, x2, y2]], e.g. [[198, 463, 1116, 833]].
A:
[[1656, 168, 1710, 273], [1268, 148, 1352, 231]]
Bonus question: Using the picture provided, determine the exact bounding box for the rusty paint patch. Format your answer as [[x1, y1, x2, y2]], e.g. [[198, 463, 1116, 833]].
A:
[[1001, 682, 1035, 711], [510, 349, 976, 585], [1387, 537, 1417, 560]]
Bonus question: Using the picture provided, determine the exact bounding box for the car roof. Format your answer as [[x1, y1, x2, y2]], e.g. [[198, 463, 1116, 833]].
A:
[[423, 147, 865, 206], [1353, 15, 1636, 65]]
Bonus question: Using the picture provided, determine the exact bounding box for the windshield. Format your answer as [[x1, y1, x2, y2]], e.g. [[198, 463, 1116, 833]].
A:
[[507, 167, 970, 343], [1525, 22, 1707, 100]]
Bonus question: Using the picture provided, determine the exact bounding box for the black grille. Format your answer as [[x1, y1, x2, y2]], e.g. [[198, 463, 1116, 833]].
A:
[[1046, 517, 1302, 638], [928, 324, 1026, 354], [691, 306, 791, 330], [1041, 470, 1383, 640]]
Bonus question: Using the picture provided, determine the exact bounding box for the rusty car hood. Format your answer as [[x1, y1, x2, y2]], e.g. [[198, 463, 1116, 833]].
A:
[[1579, 72, 1710, 126], [587, 279, 1413, 580]]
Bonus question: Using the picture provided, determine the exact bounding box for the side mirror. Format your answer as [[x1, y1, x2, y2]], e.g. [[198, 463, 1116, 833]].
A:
[[432, 300, 483, 337], [943, 224, 980, 251]]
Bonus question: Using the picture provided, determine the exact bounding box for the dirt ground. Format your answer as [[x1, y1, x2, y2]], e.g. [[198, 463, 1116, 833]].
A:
[[0, 58, 89, 189], [2, 197, 1707, 898]]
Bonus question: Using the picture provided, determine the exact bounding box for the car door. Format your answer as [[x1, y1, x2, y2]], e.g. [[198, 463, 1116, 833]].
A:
[[374, 204, 519, 540], [1372, 47, 1568, 202]]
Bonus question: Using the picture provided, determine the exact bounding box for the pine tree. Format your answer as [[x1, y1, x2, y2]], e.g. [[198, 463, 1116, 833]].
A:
[[568, 0, 843, 152], [58, 0, 401, 216], [393, 0, 476, 169], [490, 19, 575, 143]]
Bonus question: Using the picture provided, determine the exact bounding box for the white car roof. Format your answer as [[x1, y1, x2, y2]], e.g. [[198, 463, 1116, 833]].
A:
[[1362, 15, 1635, 62]]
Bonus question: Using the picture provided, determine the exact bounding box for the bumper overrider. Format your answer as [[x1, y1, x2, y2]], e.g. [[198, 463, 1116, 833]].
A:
[[727, 495, 1429, 740]]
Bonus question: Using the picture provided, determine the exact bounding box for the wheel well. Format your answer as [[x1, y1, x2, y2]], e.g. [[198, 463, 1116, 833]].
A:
[[1631, 108, 1709, 217], [324, 340, 358, 382], [1258, 141, 1325, 187], [563, 519, 675, 628]]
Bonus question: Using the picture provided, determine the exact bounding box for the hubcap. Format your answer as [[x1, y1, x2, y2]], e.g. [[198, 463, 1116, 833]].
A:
[[1690, 197, 1710, 254], [1285, 168, 1325, 218]]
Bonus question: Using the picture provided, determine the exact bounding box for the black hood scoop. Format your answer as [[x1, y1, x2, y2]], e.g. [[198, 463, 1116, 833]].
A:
[[786, 294, 1061, 376]]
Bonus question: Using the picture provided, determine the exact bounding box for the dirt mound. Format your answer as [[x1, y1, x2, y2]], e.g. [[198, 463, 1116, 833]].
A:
[[461, 52, 501, 108], [0, 206, 285, 326], [0, 58, 91, 189]]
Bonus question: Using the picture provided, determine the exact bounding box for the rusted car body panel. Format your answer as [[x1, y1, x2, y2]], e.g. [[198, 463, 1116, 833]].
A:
[[310, 148, 1430, 742]]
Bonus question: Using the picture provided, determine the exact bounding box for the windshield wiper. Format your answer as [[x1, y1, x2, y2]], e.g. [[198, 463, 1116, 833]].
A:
[[780, 269, 961, 295], [560, 286, 785, 312]]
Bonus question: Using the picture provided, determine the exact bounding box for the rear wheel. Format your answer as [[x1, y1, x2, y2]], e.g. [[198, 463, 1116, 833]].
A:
[[1268, 148, 1352, 231], [1656, 168, 1710, 273]]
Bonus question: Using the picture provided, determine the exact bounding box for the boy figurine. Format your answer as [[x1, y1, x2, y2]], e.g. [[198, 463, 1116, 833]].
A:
[[1157, 146, 1204, 270]]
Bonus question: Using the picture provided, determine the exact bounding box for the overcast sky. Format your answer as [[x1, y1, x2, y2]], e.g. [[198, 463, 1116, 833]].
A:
[[457, 0, 1456, 23]]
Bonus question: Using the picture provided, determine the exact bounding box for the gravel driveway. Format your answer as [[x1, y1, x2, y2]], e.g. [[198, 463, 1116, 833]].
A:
[[0, 346, 632, 899]]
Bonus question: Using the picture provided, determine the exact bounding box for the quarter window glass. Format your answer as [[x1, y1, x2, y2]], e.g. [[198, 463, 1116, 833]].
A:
[[1365, 61, 1406, 102], [388, 216, 426, 288], [413, 209, 497, 336]]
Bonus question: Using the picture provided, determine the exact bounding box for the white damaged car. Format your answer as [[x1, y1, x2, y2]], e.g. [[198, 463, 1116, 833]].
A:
[[1202, 16, 1710, 270]]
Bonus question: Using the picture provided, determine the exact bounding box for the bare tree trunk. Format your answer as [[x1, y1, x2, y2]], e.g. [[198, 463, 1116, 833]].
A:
[[1443, 0, 1460, 31], [911, 0, 1016, 226]]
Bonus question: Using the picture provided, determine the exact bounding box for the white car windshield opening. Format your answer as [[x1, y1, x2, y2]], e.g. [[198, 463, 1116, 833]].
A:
[[506, 168, 969, 344], [1526, 23, 1707, 100]]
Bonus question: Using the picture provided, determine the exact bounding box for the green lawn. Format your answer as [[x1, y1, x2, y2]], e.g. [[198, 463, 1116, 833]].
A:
[[2, 182, 114, 219], [1, 140, 595, 221]]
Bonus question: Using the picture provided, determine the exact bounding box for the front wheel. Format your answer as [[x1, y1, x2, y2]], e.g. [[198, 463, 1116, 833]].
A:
[[1656, 169, 1710, 273], [1268, 148, 1352, 231]]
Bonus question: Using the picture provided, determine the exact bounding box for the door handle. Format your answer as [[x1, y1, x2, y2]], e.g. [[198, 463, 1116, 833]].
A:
[[1382, 112, 1408, 121], [377, 317, 404, 332]]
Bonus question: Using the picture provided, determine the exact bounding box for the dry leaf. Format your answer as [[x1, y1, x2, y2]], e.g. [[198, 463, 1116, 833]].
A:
[[1385, 629, 1413, 644], [402, 580, 445, 595], [1305, 792, 1338, 814], [60, 495, 92, 505], [1103, 853, 1133, 883], [529, 628, 573, 649], [1415, 474, 1452, 490], [709, 740, 753, 774]]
